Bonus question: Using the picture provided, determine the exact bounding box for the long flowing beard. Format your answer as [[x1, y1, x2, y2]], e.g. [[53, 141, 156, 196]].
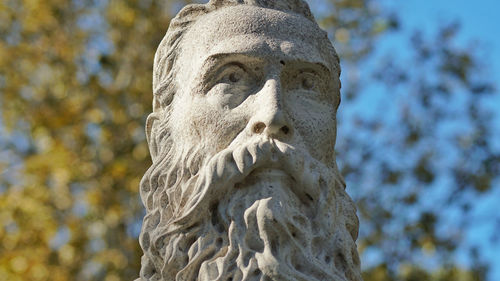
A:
[[138, 136, 362, 281]]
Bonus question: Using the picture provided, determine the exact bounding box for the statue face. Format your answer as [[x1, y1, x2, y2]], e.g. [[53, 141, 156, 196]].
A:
[[170, 5, 340, 163], [140, 5, 362, 281]]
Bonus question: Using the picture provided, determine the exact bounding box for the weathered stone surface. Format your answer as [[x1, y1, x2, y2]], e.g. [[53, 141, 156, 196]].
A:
[[137, 1, 362, 280]]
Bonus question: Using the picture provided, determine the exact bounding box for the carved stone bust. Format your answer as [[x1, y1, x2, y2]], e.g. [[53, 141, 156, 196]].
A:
[[137, 0, 362, 280]]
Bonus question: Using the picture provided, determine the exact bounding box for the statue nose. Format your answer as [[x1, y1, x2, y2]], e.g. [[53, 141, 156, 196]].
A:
[[251, 78, 292, 138]]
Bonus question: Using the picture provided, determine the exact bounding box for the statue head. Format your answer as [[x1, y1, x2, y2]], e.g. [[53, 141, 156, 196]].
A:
[[138, 1, 362, 280]]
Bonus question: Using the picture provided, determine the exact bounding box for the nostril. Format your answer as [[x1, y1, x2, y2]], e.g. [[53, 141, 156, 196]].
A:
[[253, 122, 266, 134], [280, 126, 290, 135]]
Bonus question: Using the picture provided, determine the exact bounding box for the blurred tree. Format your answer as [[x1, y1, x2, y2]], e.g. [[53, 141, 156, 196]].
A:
[[0, 0, 497, 280]]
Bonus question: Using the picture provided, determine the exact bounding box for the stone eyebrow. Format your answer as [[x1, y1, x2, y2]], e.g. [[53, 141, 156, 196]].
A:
[[200, 53, 263, 72], [199, 53, 332, 76], [286, 60, 332, 77], [196, 53, 265, 87]]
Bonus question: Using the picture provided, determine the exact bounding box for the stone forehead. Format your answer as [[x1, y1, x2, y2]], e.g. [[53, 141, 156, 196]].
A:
[[181, 5, 330, 56]]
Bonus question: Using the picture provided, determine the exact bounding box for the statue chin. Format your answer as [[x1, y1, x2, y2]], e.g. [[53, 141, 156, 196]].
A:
[[234, 167, 317, 219], [197, 170, 346, 281]]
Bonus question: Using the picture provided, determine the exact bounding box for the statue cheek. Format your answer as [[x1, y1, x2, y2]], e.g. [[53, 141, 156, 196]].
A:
[[310, 121, 336, 161], [287, 99, 337, 161], [188, 102, 248, 153]]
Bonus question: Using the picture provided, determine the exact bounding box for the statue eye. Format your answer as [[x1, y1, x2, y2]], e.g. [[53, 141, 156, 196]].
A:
[[208, 62, 258, 108], [302, 76, 315, 90], [228, 72, 242, 83], [297, 72, 320, 91], [216, 64, 248, 85], [285, 69, 329, 102]]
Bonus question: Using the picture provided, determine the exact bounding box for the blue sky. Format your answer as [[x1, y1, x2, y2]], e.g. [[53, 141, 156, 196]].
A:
[[391, 0, 500, 83], [366, 1, 500, 279]]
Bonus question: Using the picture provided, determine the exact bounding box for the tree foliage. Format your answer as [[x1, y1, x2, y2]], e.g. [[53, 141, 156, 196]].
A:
[[0, 0, 498, 280]]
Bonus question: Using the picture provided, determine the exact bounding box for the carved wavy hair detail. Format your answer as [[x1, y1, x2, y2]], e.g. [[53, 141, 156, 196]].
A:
[[138, 122, 362, 280], [138, 0, 359, 280]]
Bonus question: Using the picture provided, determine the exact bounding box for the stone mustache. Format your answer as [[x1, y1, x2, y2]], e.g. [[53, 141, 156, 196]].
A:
[[137, 1, 363, 280]]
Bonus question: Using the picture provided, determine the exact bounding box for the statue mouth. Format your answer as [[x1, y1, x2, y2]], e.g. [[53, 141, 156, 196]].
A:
[[250, 167, 289, 177], [239, 165, 297, 189]]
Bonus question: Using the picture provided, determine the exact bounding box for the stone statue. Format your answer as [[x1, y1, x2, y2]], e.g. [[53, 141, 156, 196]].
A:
[[137, 0, 362, 280]]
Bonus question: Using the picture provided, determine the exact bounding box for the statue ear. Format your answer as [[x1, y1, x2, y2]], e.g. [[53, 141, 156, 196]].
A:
[[145, 112, 160, 161]]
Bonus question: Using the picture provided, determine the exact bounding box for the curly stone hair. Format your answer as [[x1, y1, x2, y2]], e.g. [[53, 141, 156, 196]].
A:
[[137, 1, 354, 280]]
